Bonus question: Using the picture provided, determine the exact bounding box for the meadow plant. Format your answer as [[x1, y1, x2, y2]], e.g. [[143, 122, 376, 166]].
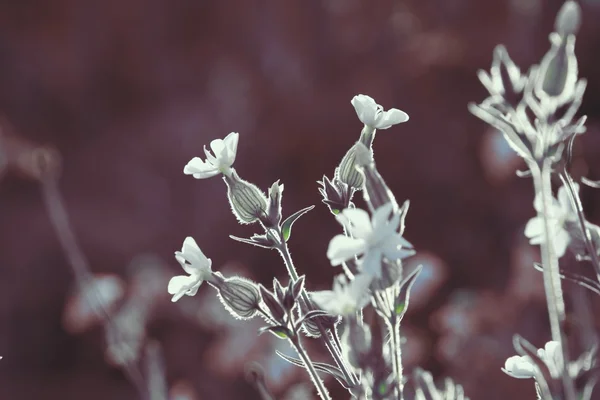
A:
[[15, 0, 597, 399], [165, 1, 599, 399]]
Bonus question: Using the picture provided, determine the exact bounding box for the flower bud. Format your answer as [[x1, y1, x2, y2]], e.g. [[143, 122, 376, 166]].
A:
[[318, 175, 353, 214], [215, 276, 261, 320], [265, 180, 284, 227], [223, 169, 268, 225], [536, 32, 579, 106], [335, 142, 365, 191], [555, 1, 581, 36], [354, 142, 398, 213]]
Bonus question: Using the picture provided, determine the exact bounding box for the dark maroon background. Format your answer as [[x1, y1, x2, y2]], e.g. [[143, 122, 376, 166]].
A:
[[1, 0, 600, 399]]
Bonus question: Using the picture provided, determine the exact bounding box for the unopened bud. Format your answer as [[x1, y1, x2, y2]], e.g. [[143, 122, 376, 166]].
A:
[[555, 1, 581, 36], [215, 276, 261, 320], [336, 142, 365, 191], [265, 180, 284, 227], [318, 175, 352, 214], [223, 169, 268, 225], [354, 143, 398, 213]]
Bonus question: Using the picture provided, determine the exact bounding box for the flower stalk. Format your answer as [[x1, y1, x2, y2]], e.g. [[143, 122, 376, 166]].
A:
[[289, 334, 332, 400], [530, 160, 577, 400], [275, 235, 359, 387]]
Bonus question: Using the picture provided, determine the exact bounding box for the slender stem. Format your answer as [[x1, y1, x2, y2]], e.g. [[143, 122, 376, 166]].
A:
[[290, 335, 332, 400], [391, 319, 404, 400], [276, 240, 358, 387], [40, 178, 149, 400], [530, 162, 576, 400], [559, 170, 600, 281]]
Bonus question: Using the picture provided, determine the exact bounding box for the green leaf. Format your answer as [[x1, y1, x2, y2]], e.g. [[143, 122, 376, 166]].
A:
[[258, 325, 292, 339], [331, 209, 340, 215], [394, 302, 406, 316], [281, 205, 315, 242]]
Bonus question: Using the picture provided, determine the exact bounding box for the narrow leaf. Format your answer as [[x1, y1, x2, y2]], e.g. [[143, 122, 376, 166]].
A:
[[258, 325, 292, 339], [281, 205, 315, 242], [294, 310, 331, 331], [229, 234, 277, 249], [394, 265, 423, 321], [275, 350, 351, 388]]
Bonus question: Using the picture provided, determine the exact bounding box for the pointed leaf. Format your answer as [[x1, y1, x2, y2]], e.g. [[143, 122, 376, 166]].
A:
[[259, 285, 286, 323], [294, 310, 331, 331], [291, 275, 305, 301], [394, 265, 423, 321], [275, 350, 351, 389], [258, 325, 292, 339], [281, 205, 315, 242], [229, 234, 278, 249]]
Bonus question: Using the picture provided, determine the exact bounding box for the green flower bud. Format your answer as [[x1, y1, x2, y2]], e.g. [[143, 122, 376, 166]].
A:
[[223, 169, 268, 225]]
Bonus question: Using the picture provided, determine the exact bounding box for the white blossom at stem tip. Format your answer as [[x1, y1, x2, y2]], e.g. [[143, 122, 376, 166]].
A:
[[183, 132, 239, 179], [327, 203, 415, 277], [311, 274, 373, 316], [168, 237, 212, 302], [351, 94, 409, 130]]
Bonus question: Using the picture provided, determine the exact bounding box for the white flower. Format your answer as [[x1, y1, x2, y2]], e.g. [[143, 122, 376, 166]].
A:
[[503, 355, 538, 379], [168, 237, 213, 302], [184, 132, 239, 179], [311, 274, 372, 316], [327, 203, 415, 277], [503, 341, 562, 379], [525, 184, 577, 258], [351, 94, 409, 130]]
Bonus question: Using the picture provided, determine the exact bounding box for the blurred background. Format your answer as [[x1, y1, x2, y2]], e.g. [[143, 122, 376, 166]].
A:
[[1, 0, 600, 399]]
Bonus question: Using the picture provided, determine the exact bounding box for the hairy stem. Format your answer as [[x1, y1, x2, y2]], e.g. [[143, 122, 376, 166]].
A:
[[290, 335, 332, 400], [276, 239, 358, 387], [389, 318, 404, 400], [531, 162, 576, 400]]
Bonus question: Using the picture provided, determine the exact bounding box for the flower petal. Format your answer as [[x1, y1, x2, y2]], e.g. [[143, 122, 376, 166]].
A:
[[327, 235, 366, 265], [524, 217, 543, 240], [553, 228, 570, 258], [337, 208, 372, 238], [358, 249, 384, 277], [371, 203, 396, 233], [351, 95, 378, 127], [223, 132, 239, 166], [503, 355, 536, 379], [183, 157, 220, 179], [209, 138, 226, 159], [374, 108, 409, 129], [167, 275, 202, 302], [558, 183, 578, 215]]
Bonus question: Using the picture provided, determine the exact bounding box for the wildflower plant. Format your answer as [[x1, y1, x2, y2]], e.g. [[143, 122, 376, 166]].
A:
[[470, 1, 600, 399], [160, 1, 600, 399]]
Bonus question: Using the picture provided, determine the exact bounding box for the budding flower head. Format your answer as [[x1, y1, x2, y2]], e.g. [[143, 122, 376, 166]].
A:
[[555, 1, 581, 36], [212, 274, 261, 320], [168, 237, 213, 302], [184, 132, 238, 179], [351, 94, 409, 130], [223, 169, 268, 225], [265, 180, 284, 227]]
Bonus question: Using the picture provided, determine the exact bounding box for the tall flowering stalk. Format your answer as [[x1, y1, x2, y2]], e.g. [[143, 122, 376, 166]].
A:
[[469, 1, 595, 399]]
